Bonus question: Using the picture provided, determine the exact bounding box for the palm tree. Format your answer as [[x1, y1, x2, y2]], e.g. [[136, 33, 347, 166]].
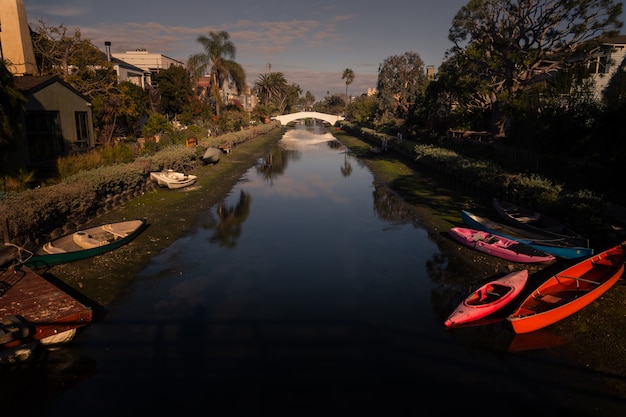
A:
[[304, 91, 315, 110], [342, 68, 355, 115], [188, 31, 246, 117], [253, 72, 288, 108]]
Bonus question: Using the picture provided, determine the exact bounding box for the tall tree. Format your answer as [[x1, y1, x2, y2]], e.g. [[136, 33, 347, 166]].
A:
[[447, 0, 623, 136], [253, 72, 288, 108], [376, 52, 427, 126], [277, 83, 302, 114], [342, 68, 355, 114], [188, 31, 246, 117], [31, 20, 117, 97], [155, 65, 194, 120], [304, 91, 316, 109]]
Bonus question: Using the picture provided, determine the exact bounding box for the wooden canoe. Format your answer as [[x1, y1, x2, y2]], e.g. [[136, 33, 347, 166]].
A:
[[22, 218, 147, 269], [507, 242, 625, 334], [492, 198, 589, 248], [461, 210, 594, 260], [449, 227, 556, 263], [445, 269, 529, 328]]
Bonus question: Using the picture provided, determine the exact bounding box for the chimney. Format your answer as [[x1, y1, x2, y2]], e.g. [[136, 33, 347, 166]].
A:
[[105, 41, 111, 62], [0, 0, 37, 75]]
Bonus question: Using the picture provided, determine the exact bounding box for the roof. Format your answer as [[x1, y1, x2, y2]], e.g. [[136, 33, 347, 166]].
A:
[[98, 51, 147, 73], [13, 75, 90, 102], [597, 34, 626, 45], [12, 74, 58, 92]]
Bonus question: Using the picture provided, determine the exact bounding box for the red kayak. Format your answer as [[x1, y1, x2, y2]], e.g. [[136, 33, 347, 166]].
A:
[[445, 269, 529, 328], [449, 227, 556, 263]]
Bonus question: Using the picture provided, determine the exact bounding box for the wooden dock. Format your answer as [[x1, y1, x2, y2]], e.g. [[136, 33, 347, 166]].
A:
[[0, 266, 93, 353]]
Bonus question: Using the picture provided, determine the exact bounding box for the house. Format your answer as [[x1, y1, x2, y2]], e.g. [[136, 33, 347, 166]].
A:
[[2, 75, 95, 172], [588, 35, 626, 100], [103, 42, 149, 89], [111, 48, 185, 88]]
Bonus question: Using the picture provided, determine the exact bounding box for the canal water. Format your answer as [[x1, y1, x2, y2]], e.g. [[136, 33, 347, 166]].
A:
[[4, 124, 626, 416]]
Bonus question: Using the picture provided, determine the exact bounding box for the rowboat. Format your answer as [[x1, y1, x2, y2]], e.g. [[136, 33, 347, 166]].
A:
[[492, 198, 589, 248], [461, 210, 593, 260], [449, 227, 556, 263], [1, 266, 94, 365], [507, 242, 625, 334], [21, 218, 147, 269], [445, 269, 529, 328], [150, 170, 197, 189]]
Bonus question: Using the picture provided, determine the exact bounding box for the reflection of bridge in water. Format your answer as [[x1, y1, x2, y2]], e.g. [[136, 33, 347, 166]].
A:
[[271, 111, 344, 126]]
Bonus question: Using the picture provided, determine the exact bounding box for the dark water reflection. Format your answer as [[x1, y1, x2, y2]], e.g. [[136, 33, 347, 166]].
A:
[[3, 124, 626, 416]]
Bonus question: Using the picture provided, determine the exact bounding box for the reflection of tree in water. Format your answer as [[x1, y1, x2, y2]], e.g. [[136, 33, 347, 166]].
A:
[[326, 139, 343, 150], [206, 190, 252, 248], [255, 146, 298, 185], [372, 183, 420, 224], [340, 151, 353, 177]]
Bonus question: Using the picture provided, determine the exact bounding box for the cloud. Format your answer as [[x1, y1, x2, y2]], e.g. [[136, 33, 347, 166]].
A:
[[27, 1, 92, 18], [332, 14, 354, 22], [26, 9, 377, 100]]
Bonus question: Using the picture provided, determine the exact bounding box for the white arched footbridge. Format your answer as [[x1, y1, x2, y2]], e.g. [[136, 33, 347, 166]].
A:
[[272, 111, 344, 126]]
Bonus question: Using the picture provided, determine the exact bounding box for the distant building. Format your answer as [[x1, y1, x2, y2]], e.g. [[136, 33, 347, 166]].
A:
[[103, 41, 148, 89], [426, 65, 436, 81], [112, 49, 185, 87]]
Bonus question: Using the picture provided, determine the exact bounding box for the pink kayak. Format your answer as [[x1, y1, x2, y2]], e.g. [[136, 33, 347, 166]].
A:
[[444, 269, 529, 328], [449, 227, 556, 263]]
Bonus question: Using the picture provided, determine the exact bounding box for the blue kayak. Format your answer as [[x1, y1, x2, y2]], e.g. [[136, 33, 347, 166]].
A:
[[461, 210, 594, 260]]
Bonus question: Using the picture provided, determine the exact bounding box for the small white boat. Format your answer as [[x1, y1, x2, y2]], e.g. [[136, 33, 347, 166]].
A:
[[150, 170, 197, 189]]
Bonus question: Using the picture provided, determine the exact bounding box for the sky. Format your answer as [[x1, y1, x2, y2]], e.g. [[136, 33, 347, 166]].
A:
[[22, 0, 626, 101]]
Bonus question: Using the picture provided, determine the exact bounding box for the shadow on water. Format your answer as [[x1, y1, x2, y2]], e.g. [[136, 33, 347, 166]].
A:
[[3, 313, 626, 416]]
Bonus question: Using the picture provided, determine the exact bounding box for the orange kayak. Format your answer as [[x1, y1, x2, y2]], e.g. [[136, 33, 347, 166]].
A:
[[507, 243, 625, 334]]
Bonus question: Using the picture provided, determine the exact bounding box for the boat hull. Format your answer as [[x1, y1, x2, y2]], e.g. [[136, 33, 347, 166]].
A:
[[150, 171, 197, 189], [507, 243, 625, 334], [202, 147, 221, 164], [23, 218, 147, 268], [461, 210, 593, 260], [492, 198, 589, 248], [449, 227, 555, 263], [445, 269, 528, 328], [1, 267, 93, 363]]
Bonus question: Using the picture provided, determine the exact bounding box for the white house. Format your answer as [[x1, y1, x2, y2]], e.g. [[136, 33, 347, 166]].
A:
[[111, 49, 185, 88], [588, 35, 626, 100]]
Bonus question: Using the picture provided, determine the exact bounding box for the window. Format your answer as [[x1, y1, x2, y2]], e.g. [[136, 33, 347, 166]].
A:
[[589, 55, 609, 74], [75, 111, 89, 145]]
